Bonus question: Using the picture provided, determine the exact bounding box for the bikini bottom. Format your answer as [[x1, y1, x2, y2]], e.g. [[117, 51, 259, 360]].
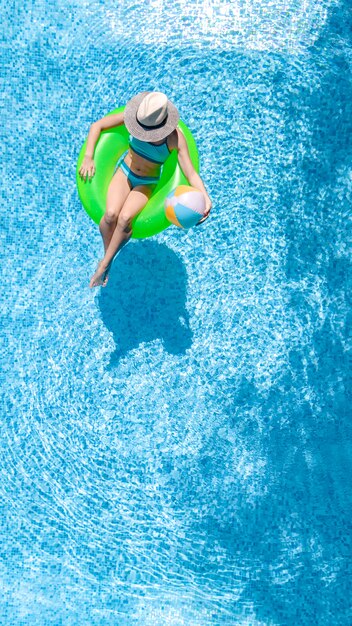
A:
[[119, 159, 160, 189]]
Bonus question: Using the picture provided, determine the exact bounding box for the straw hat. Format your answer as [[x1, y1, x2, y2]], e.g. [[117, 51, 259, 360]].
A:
[[124, 91, 180, 142]]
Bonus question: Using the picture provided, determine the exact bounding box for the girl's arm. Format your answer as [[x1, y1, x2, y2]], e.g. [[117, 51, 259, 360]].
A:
[[175, 128, 212, 224], [79, 112, 125, 180]]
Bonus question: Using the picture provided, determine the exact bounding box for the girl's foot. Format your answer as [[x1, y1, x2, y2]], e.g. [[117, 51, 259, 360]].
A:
[[89, 260, 111, 289]]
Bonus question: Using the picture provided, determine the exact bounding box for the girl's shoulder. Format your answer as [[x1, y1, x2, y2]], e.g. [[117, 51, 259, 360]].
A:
[[166, 129, 180, 151]]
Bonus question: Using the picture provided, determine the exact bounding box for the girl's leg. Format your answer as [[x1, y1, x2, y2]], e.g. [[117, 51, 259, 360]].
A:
[[89, 184, 155, 289], [99, 168, 131, 253]]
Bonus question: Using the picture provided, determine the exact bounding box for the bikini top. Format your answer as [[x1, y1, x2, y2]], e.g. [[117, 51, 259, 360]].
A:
[[129, 134, 171, 165]]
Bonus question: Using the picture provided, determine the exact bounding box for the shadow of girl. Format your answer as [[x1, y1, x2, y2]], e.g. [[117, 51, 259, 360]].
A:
[[98, 240, 192, 365]]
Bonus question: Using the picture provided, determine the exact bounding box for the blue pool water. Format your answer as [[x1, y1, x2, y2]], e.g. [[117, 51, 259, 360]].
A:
[[2, 0, 352, 623]]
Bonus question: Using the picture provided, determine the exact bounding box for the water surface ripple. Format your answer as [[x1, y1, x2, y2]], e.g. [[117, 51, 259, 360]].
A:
[[1, 0, 352, 623]]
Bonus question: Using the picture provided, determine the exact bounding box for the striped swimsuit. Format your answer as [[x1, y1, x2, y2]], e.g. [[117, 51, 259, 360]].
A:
[[118, 135, 171, 188]]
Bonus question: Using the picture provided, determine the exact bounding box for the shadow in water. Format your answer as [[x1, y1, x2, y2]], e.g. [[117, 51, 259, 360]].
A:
[[136, 5, 352, 620], [273, 1, 352, 286], [172, 326, 352, 623], [98, 240, 192, 365]]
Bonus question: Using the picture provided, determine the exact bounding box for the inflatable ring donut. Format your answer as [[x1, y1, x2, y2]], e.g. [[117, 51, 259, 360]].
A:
[[76, 106, 199, 239]]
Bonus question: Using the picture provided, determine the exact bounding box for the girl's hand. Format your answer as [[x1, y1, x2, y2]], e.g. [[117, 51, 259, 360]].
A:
[[79, 155, 96, 181], [196, 195, 212, 226]]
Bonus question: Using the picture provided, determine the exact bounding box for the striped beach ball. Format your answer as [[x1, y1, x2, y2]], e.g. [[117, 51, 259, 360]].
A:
[[164, 185, 205, 229]]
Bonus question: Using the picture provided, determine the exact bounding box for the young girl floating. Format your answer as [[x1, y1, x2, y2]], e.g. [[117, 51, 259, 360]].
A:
[[78, 91, 212, 288]]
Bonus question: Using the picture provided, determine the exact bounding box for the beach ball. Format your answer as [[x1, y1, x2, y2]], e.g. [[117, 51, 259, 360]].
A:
[[164, 185, 205, 229]]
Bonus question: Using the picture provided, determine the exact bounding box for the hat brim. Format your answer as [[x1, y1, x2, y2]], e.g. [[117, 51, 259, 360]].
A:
[[123, 91, 180, 142]]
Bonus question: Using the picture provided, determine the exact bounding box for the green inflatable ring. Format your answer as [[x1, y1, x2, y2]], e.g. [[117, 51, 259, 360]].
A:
[[76, 106, 200, 239]]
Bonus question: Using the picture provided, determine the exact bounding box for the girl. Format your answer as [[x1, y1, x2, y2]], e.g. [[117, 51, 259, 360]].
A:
[[79, 91, 212, 288]]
